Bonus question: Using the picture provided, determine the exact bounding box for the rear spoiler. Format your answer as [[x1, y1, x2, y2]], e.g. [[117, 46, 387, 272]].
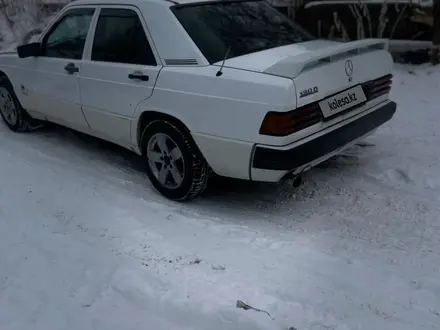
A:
[[264, 38, 389, 78]]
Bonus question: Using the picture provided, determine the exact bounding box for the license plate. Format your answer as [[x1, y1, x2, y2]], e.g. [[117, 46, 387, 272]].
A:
[[318, 85, 367, 118]]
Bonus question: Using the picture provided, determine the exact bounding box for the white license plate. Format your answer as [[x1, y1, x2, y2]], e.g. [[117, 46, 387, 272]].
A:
[[318, 85, 367, 118]]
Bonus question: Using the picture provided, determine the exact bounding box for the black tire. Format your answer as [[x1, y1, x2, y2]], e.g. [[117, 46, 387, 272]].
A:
[[0, 77, 34, 132], [140, 120, 208, 201]]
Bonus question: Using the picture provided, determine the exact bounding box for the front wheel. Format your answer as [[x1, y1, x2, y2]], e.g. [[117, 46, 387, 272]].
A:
[[141, 120, 208, 201], [0, 77, 34, 132]]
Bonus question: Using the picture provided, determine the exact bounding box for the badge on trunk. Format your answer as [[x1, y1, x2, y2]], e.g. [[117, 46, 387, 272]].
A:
[[345, 60, 354, 82], [299, 86, 319, 98]]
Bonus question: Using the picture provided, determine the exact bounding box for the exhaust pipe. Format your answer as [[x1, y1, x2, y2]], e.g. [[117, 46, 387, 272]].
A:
[[291, 175, 303, 188]]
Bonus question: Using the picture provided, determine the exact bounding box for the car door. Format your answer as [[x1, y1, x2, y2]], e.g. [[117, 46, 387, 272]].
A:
[[26, 7, 96, 131], [78, 6, 161, 146]]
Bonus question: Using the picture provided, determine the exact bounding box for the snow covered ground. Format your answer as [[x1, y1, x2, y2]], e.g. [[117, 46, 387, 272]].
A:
[[0, 64, 439, 330]]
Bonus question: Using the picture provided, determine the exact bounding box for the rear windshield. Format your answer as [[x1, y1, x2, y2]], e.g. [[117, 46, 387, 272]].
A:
[[171, 0, 314, 64]]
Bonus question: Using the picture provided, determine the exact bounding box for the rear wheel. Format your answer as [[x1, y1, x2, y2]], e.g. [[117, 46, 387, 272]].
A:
[[0, 77, 34, 132], [141, 120, 208, 201]]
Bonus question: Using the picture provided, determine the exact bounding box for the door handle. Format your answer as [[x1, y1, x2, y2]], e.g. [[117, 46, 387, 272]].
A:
[[128, 71, 149, 81], [64, 63, 79, 74]]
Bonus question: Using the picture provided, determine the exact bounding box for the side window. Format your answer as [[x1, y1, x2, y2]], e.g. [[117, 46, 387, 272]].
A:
[[42, 8, 95, 60], [91, 8, 157, 66]]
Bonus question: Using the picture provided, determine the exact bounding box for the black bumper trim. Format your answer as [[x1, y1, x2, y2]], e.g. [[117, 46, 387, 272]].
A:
[[252, 101, 397, 171]]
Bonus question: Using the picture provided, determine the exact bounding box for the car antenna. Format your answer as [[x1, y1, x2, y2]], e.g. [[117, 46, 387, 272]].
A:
[[216, 46, 231, 77]]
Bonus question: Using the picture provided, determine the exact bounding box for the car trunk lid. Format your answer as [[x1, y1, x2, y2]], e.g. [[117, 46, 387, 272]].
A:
[[219, 38, 393, 109]]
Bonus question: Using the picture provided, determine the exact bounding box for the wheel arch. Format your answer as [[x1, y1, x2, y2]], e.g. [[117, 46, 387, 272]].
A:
[[0, 70, 11, 83], [136, 110, 191, 154], [0, 70, 19, 94]]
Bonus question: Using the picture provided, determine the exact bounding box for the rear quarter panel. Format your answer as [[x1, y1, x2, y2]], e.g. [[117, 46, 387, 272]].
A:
[[132, 65, 296, 146]]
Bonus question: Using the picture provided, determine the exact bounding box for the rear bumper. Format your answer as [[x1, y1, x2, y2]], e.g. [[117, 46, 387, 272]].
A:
[[251, 101, 396, 178]]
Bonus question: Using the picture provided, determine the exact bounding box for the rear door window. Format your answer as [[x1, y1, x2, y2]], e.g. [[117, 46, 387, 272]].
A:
[[91, 8, 157, 66]]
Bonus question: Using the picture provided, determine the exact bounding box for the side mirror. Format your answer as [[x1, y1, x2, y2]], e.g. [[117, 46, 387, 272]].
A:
[[17, 42, 42, 58]]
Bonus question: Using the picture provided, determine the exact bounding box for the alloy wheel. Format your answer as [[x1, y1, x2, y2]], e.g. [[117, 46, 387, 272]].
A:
[[146, 132, 185, 189]]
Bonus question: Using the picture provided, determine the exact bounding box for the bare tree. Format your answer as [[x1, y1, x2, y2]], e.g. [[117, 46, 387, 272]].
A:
[[432, 0, 440, 64], [0, 0, 16, 39]]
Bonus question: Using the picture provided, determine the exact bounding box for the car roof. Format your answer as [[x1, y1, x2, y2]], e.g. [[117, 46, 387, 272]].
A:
[[70, 0, 172, 6], [69, 0, 237, 7]]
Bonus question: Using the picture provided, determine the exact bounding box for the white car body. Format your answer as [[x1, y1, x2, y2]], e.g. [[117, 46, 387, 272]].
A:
[[0, 0, 396, 199]]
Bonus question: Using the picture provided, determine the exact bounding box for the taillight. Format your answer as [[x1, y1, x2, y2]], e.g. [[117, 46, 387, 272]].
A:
[[259, 74, 393, 137], [259, 103, 322, 136], [362, 74, 393, 100]]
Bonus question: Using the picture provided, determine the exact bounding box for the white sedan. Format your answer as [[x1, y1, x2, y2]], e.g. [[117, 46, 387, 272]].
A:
[[0, 0, 396, 201]]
